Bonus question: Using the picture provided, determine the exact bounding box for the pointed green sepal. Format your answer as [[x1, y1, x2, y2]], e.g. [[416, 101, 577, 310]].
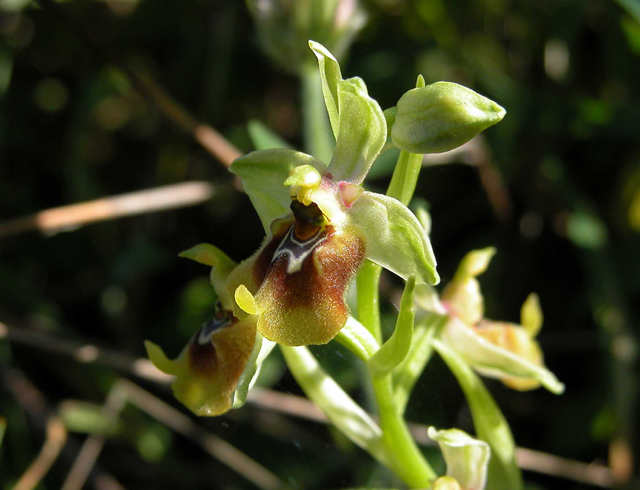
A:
[[433, 340, 523, 490], [309, 40, 342, 137], [329, 77, 387, 183], [145, 340, 179, 376], [369, 276, 416, 376], [428, 427, 490, 490], [230, 149, 328, 232], [349, 191, 439, 285], [391, 82, 506, 154], [179, 243, 237, 311]]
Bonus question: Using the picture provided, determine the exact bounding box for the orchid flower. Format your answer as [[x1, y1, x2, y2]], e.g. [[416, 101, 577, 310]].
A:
[[438, 247, 564, 394], [226, 41, 439, 346], [145, 244, 274, 416]]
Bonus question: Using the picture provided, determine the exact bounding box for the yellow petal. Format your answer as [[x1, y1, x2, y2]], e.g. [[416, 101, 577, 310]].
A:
[[520, 293, 543, 338], [235, 285, 259, 315]]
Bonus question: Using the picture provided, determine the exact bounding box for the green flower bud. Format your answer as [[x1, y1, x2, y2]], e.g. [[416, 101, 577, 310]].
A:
[[247, 0, 367, 73], [391, 82, 506, 154]]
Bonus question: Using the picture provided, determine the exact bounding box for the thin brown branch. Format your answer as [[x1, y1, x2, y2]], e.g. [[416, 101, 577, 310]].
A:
[[63, 380, 284, 490], [2, 323, 614, 488], [0, 181, 214, 239], [0, 321, 171, 383], [61, 384, 128, 490], [1, 367, 125, 490], [12, 417, 68, 490], [36, 0, 242, 168]]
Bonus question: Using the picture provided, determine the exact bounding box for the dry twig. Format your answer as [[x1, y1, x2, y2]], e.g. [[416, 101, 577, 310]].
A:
[[37, 0, 242, 168], [0, 181, 214, 239], [63, 380, 283, 490]]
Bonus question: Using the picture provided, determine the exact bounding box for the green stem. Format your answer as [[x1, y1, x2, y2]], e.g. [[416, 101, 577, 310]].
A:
[[300, 63, 334, 164], [386, 150, 423, 206], [371, 374, 437, 486]]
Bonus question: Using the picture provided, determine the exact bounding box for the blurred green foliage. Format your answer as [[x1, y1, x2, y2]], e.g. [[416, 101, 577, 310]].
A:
[[0, 0, 639, 489]]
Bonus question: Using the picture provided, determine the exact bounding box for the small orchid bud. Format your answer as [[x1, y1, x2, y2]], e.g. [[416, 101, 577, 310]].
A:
[[441, 248, 496, 325], [391, 82, 506, 154], [248, 0, 367, 73], [432, 476, 463, 490]]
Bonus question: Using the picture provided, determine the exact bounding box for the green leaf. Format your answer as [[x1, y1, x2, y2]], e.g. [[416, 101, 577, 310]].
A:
[[230, 149, 328, 232], [428, 426, 491, 490], [309, 40, 342, 138], [393, 313, 447, 413], [369, 277, 416, 376], [232, 333, 276, 408], [349, 192, 439, 285], [391, 82, 505, 154], [247, 120, 293, 151], [433, 340, 523, 490], [329, 78, 387, 183], [442, 318, 565, 394], [59, 401, 120, 435], [281, 345, 390, 466]]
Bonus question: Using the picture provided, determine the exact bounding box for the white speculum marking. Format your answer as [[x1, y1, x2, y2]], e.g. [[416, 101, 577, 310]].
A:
[[272, 225, 327, 274], [196, 316, 231, 346]]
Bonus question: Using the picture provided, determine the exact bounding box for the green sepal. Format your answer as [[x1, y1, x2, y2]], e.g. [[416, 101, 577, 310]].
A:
[[349, 191, 439, 285], [369, 276, 416, 376], [428, 427, 490, 490], [433, 340, 523, 490], [281, 345, 390, 466], [179, 243, 237, 312], [443, 318, 565, 394], [247, 120, 293, 151], [230, 149, 328, 232], [329, 77, 387, 183], [232, 332, 276, 409], [391, 82, 506, 154], [309, 40, 342, 138]]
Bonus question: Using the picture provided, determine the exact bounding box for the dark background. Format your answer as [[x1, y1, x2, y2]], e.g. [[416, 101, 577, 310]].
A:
[[0, 0, 639, 489]]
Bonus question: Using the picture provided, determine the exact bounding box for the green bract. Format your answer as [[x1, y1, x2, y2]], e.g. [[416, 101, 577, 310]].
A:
[[428, 427, 491, 490], [391, 82, 506, 154]]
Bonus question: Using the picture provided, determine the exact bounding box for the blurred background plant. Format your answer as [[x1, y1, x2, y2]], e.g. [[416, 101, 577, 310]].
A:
[[0, 0, 639, 489]]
